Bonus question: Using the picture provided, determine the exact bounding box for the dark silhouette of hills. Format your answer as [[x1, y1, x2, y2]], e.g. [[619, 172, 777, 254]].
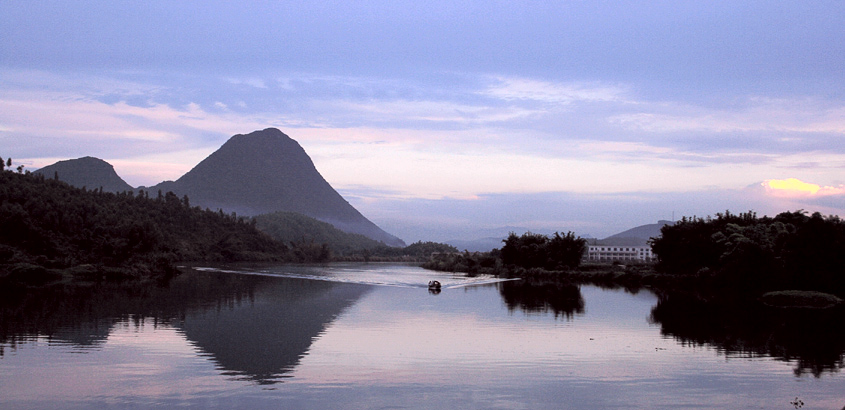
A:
[[32, 129, 405, 247], [148, 128, 404, 246], [34, 156, 133, 193]]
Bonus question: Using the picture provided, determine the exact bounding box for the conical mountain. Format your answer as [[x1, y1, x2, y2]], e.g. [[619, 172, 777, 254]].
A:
[[34, 156, 133, 193], [151, 128, 405, 246], [596, 220, 673, 246]]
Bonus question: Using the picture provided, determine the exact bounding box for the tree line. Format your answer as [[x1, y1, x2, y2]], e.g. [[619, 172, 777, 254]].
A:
[[651, 210, 845, 292], [423, 231, 588, 275]]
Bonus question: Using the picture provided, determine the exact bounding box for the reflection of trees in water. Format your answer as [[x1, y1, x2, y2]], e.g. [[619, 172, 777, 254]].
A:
[[498, 279, 585, 320], [649, 293, 845, 377], [0, 268, 370, 384]]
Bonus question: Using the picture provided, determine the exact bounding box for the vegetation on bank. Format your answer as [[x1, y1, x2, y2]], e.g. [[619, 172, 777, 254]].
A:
[[423, 231, 587, 275], [651, 210, 845, 294], [355, 240, 460, 262], [0, 164, 303, 284], [424, 211, 845, 300], [500, 231, 587, 270], [8, 149, 844, 301]]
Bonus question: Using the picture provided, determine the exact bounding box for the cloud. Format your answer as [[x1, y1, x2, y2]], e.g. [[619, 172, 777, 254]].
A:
[[225, 77, 267, 89], [483, 77, 627, 104], [356, 181, 845, 243], [320, 99, 539, 128], [4, 72, 840, 202], [608, 97, 845, 154], [763, 178, 845, 198]]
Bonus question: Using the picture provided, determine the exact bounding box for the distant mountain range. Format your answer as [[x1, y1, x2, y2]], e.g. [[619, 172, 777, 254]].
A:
[[35, 128, 405, 247], [446, 221, 672, 252]]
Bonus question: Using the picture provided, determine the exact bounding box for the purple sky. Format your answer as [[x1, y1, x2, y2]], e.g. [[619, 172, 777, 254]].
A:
[[2, 1, 844, 242]]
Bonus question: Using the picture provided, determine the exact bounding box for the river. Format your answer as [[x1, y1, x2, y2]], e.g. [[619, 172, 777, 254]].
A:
[[1, 263, 843, 409]]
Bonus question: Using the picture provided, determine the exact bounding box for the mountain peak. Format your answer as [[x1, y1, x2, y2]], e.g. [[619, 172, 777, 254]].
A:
[[593, 220, 673, 246], [152, 129, 405, 246], [226, 128, 295, 146], [34, 156, 133, 193], [34, 129, 405, 247]]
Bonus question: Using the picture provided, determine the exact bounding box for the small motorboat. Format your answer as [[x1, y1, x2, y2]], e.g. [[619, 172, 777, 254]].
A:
[[428, 280, 442, 290]]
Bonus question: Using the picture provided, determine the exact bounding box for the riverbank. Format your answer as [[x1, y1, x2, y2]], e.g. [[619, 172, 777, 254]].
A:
[[424, 258, 845, 305], [0, 261, 179, 290], [497, 263, 706, 293]]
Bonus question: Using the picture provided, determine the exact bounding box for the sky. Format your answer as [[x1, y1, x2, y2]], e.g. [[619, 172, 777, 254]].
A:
[[2, 1, 844, 243]]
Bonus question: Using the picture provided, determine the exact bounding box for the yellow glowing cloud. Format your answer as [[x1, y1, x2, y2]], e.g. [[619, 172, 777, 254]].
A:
[[763, 178, 845, 197]]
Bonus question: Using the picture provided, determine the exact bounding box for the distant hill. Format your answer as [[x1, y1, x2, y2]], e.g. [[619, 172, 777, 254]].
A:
[[591, 220, 673, 246], [34, 156, 133, 193], [148, 128, 404, 247], [436, 221, 672, 252]]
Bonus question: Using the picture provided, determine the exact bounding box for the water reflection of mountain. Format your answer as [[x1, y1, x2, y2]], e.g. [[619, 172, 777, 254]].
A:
[[176, 275, 370, 384], [497, 279, 585, 319], [649, 293, 845, 377], [0, 269, 370, 384]]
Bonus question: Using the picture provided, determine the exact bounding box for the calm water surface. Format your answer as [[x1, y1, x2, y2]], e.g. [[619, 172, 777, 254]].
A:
[[1, 263, 844, 409]]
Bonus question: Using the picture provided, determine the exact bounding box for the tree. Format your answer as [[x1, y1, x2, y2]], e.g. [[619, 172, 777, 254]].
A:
[[501, 231, 587, 270], [547, 231, 587, 269], [651, 210, 845, 292], [501, 232, 548, 268]]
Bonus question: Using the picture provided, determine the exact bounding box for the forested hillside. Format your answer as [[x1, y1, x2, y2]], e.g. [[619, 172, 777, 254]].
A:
[[254, 211, 384, 255], [0, 166, 294, 284]]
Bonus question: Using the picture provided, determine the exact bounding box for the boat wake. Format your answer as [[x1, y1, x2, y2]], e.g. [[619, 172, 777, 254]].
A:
[[189, 263, 518, 289]]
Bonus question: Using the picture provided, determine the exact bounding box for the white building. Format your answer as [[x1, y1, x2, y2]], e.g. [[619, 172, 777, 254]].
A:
[[585, 245, 654, 262]]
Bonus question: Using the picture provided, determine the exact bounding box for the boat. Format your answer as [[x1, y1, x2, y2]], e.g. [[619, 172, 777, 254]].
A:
[[428, 280, 442, 290]]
